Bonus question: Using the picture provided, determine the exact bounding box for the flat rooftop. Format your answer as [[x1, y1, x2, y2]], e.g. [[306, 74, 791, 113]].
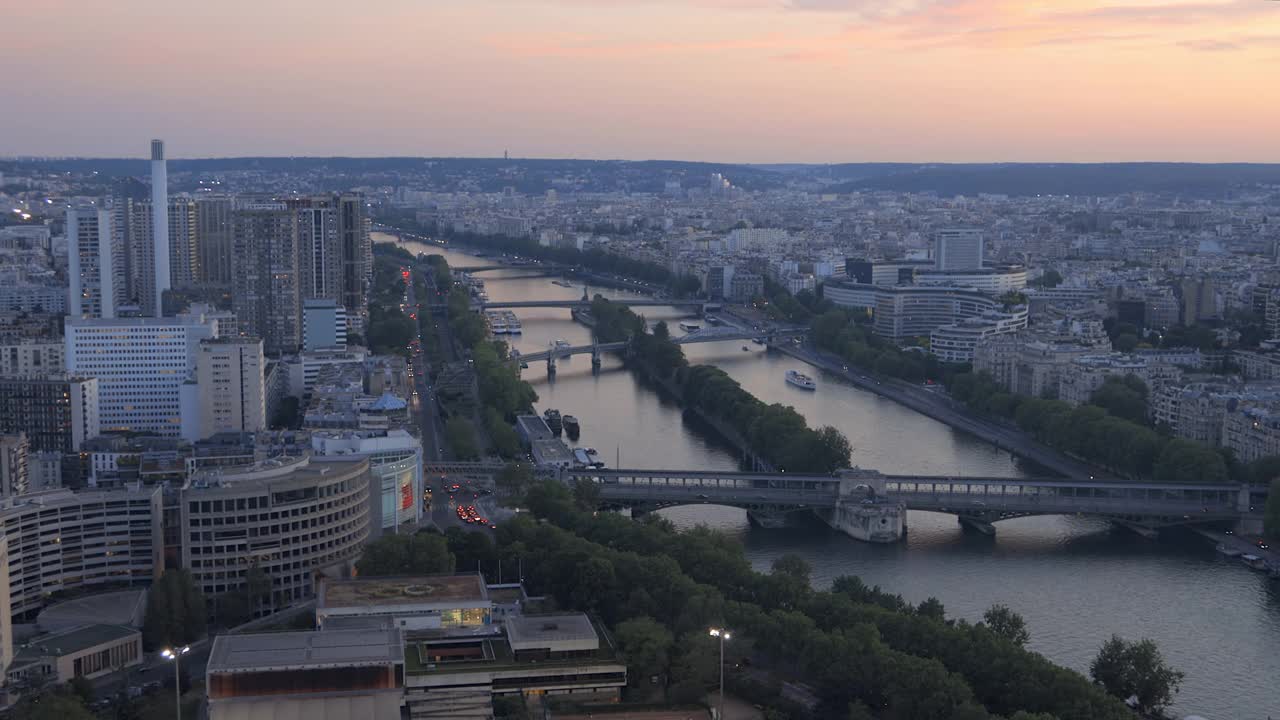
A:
[[208, 629, 404, 673], [16, 624, 138, 659], [506, 613, 598, 651], [321, 574, 488, 609]]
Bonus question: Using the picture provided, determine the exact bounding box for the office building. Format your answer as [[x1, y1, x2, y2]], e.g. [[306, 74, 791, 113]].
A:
[[934, 229, 984, 271], [929, 310, 1030, 363], [231, 201, 302, 355], [0, 340, 64, 377], [196, 195, 235, 287], [151, 139, 170, 315], [302, 299, 348, 351], [66, 206, 119, 319], [310, 429, 423, 533], [0, 375, 100, 453], [0, 486, 163, 618], [206, 629, 405, 720], [286, 194, 371, 334], [180, 456, 371, 614], [184, 337, 267, 442], [65, 311, 219, 436], [0, 435, 28, 498], [824, 281, 1011, 342], [915, 266, 1027, 294], [0, 531, 10, 682]]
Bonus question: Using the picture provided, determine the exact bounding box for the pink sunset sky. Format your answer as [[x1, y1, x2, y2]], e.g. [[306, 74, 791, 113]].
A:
[[2, 0, 1278, 162]]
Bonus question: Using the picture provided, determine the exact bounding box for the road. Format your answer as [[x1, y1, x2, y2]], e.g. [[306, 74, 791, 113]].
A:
[[408, 266, 444, 463]]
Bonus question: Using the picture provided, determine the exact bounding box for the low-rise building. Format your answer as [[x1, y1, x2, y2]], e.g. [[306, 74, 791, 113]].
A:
[[1222, 406, 1280, 463], [7, 624, 142, 684], [1058, 354, 1183, 407]]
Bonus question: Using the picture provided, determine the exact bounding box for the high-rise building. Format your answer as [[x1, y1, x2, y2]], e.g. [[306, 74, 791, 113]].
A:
[[66, 206, 119, 319], [302, 299, 348, 351], [0, 375, 100, 452], [286, 194, 371, 334], [0, 434, 28, 498], [65, 310, 219, 436], [705, 265, 735, 300], [934, 229, 985, 271], [195, 195, 235, 286], [231, 201, 302, 355], [151, 139, 170, 315], [184, 337, 267, 441], [128, 197, 199, 316]]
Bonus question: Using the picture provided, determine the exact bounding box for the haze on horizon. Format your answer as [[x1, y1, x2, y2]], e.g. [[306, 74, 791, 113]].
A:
[[2, 0, 1278, 163]]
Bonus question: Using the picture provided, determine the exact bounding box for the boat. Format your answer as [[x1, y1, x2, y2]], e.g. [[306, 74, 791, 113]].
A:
[[507, 318, 522, 334], [543, 409, 563, 434], [554, 339, 572, 349], [742, 345, 749, 351], [1216, 543, 1243, 558], [1241, 554, 1268, 571], [563, 415, 581, 439], [785, 369, 817, 390], [752, 338, 765, 345], [552, 279, 575, 288], [678, 321, 702, 332]]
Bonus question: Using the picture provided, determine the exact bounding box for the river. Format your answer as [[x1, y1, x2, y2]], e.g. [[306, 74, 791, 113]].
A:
[[384, 233, 1280, 720]]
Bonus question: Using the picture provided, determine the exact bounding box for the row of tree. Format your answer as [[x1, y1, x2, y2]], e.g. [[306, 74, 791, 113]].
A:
[[590, 298, 851, 473], [501, 481, 1166, 719], [810, 308, 945, 383]]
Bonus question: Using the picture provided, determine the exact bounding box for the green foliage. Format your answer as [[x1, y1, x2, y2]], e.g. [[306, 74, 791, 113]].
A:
[[1265, 478, 1280, 538], [143, 569, 207, 649], [472, 340, 537, 416], [1153, 438, 1228, 483], [810, 308, 941, 382], [496, 462, 536, 497], [269, 395, 301, 429], [68, 676, 94, 706], [445, 416, 481, 460], [358, 532, 457, 576], [510, 482, 1134, 720], [1088, 375, 1149, 425], [615, 616, 675, 688], [1089, 635, 1185, 715], [917, 596, 947, 622], [484, 407, 522, 459], [10, 687, 95, 720], [1113, 333, 1139, 352], [982, 604, 1030, 647], [366, 306, 417, 355]]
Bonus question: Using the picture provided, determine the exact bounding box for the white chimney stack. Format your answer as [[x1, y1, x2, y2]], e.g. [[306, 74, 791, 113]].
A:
[[151, 139, 170, 316]]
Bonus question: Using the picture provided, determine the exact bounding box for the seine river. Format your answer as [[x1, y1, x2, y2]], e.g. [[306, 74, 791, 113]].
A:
[[384, 234, 1279, 719]]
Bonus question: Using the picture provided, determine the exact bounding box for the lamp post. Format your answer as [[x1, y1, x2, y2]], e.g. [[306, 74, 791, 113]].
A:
[[708, 627, 731, 720], [160, 645, 190, 720]]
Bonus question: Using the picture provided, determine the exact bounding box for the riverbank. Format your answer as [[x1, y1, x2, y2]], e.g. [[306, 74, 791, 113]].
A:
[[769, 341, 1111, 481]]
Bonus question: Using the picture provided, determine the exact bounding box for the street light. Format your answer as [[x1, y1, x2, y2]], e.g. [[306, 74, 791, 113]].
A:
[[711, 622, 732, 717], [160, 645, 190, 720]]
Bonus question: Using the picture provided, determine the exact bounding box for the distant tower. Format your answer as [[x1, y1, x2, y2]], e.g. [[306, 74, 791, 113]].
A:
[[504, 149, 508, 160], [151, 139, 170, 316]]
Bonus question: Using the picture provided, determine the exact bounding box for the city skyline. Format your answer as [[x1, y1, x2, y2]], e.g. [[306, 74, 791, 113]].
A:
[[3, 0, 1279, 162]]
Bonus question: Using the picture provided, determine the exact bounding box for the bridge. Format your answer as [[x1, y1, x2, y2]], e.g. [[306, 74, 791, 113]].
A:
[[480, 298, 707, 310], [455, 264, 561, 273], [427, 461, 1254, 540], [513, 326, 808, 365]]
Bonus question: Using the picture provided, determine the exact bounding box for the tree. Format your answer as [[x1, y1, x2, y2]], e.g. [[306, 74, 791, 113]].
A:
[[10, 688, 95, 720], [983, 604, 1030, 647], [245, 563, 271, 617], [1089, 375, 1150, 425], [445, 416, 480, 460], [1113, 333, 1139, 353], [143, 569, 206, 649], [615, 616, 675, 689], [1265, 478, 1280, 539], [771, 554, 812, 583], [68, 676, 94, 707], [358, 532, 457, 576], [1089, 635, 1185, 715], [917, 597, 947, 622]]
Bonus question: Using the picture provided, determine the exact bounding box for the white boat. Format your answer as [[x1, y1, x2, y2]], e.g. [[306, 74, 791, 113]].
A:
[[1241, 554, 1268, 571], [507, 319, 522, 334], [554, 339, 572, 350], [678, 321, 701, 332], [785, 369, 817, 390]]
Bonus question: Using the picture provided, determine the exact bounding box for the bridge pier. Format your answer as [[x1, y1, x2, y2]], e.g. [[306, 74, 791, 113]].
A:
[[956, 515, 996, 536], [546, 354, 556, 378]]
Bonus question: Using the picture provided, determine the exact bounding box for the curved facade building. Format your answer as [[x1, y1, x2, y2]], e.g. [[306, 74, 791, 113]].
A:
[[180, 456, 371, 615], [0, 486, 163, 619], [310, 429, 423, 534], [825, 281, 1010, 342], [929, 309, 1030, 363]]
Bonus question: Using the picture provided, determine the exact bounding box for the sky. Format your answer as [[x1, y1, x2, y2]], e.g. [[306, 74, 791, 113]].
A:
[[2, 0, 1278, 162]]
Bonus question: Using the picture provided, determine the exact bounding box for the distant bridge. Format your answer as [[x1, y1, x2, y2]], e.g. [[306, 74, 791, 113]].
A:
[[513, 326, 807, 364], [455, 264, 561, 273]]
